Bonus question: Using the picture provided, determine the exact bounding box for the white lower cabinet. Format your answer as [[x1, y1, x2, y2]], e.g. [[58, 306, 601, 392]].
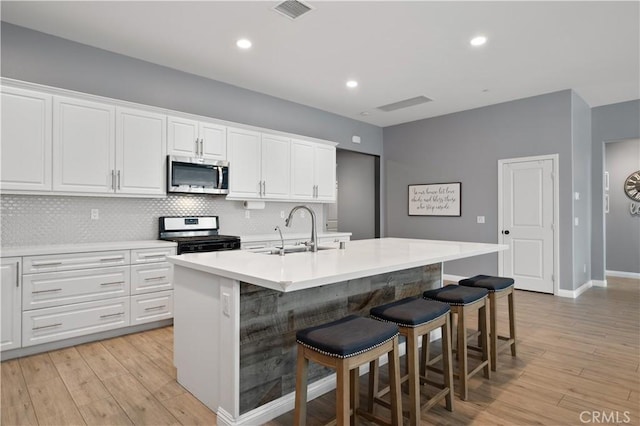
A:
[[131, 290, 173, 325], [2, 243, 176, 355], [1, 258, 22, 351], [131, 262, 173, 295], [22, 297, 130, 347], [22, 266, 130, 310]]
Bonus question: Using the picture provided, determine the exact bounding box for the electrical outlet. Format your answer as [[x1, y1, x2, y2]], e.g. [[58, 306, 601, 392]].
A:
[[245, 211, 250, 219], [91, 209, 99, 220], [575, 217, 579, 226], [583, 264, 587, 273], [280, 210, 285, 219], [222, 293, 230, 317], [477, 216, 485, 224]]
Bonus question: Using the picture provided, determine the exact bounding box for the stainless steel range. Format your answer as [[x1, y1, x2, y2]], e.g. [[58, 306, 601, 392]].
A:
[[158, 216, 241, 254]]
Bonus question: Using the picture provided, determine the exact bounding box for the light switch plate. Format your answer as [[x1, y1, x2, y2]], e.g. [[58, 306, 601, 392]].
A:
[[477, 216, 485, 224]]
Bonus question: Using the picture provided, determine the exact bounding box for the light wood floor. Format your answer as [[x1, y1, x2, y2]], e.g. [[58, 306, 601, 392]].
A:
[[2, 276, 638, 425]]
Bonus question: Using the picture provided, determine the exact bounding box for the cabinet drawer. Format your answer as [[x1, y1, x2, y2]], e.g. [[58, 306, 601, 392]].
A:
[[22, 266, 130, 310], [23, 250, 130, 274], [131, 262, 173, 295], [22, 297, 129, 347], [131, 291, 173, 325], [131, 247, 176, 264]]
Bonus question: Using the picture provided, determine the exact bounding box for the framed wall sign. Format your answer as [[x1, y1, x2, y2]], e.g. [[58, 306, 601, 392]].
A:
[[408, 182, 461, 216]]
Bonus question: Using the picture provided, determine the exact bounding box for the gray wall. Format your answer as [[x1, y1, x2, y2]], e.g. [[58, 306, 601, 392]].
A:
[[336, 150, 377, 240], [0, 23, 384, 245], [591, 100, 640, 281], [384, 91, 577, 290], [605, 139, 640, 274], [571, 92, 592, 287]]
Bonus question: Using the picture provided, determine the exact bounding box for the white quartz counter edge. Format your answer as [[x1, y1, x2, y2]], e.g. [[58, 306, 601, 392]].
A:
[[240, 232, 352, 243], [0, 240, 177, 257], [167, 238, 509, 293]]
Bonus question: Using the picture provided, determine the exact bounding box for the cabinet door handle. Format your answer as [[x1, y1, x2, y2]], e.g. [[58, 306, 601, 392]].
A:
[[32, 288, 62, 294], [16, 265, 19, 288], [31, 261, 62, 267], [32, 323, 62, 331], [111, 169, 116, 190], [195, 138, 200, 156], [200, 139, 204, 156], [100, 256, 124, 262], [144, 305, 167, 311], [100, 312, 124, 319], [100, 281, 124, 286], [144, 276, 167, 281], [139, 253, 166, 259], [117, 170, 121, 190], [262, 181, 266, 196]]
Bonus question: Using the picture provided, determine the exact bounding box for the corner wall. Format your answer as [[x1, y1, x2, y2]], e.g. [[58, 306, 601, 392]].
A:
[[384, 91, 575, 290], [591, 100, 640, 281]]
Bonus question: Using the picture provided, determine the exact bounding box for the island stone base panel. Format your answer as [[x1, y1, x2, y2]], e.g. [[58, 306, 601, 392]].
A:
[[238, 263, 441, 414]]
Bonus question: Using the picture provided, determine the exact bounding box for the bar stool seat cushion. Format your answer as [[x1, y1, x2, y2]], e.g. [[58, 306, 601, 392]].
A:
[[459, 275, 514, 292], [423, 284, 488, 306], [296, 314, 399, 359], [370, 297, 450, 327]]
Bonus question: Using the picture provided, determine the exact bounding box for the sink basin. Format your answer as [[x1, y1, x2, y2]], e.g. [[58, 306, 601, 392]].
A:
[[259, 245, 336, 255]]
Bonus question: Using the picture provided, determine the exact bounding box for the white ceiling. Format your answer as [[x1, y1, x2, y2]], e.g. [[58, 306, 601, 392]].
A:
[[2, 1, 639, 127]]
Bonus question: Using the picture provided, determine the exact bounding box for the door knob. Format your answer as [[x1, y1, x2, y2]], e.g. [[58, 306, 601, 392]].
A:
[[502, 230, 510, 235]]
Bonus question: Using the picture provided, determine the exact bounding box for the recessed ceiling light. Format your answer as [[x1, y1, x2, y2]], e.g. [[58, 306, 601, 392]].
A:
[[470, 36, 487, 46], [346, 80, 358, 88], [236, 39, 252, 49]]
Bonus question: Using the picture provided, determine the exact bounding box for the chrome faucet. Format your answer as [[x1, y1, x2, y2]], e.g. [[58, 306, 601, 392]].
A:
[[285, 205, 318, 252]]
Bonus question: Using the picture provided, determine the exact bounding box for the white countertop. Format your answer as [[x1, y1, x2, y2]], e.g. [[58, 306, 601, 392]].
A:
[[168, 237, 508, 292], [240, 231, 352, 243], [0, 240, 177, 257]]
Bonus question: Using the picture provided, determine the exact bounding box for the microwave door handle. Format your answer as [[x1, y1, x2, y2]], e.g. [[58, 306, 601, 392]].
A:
[[218, 167, 223, 189]]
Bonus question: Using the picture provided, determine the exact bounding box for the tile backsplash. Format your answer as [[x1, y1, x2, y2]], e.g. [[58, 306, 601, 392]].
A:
[[0, 194, 325, 247]]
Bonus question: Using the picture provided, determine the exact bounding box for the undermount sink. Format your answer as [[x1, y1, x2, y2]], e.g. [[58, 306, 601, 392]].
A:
[[260, 245, 336, 255]]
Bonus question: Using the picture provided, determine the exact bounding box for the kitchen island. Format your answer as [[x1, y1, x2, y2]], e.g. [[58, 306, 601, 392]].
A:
[[167, 238, 508, 426]]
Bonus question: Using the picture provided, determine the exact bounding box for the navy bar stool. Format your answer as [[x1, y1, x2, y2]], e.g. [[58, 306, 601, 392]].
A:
[[423, 285, 490, 400], [459, 275, 517, 371], [369, 297, 454, 426], [294, 315, 403, 426]]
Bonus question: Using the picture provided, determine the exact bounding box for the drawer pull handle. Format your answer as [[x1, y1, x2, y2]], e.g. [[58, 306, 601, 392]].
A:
[[32, 288, 62, 294], [144, 305, 167, 311], [140, 253, 166, 259], [32, 261, 62, 267], [100, 312, 125, 319], [144, 276, 167, 281], [32, 323, 62, 330], [100, 256, 124, 262], [100, 281, 124, 286]]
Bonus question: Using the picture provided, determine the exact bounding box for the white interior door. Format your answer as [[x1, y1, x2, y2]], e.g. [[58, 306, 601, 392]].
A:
[[500, 157, 555, 293]]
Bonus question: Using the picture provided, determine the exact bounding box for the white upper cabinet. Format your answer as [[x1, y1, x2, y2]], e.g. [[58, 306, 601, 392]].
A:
[[116, 107, 167, 195], [227, 128, 291, 200], [53, 96, 116, 193], [53, 96, 165, 196], [227, 127, 262, 198], [291, 139, 336, 202], [168, 116, 226, 160], [1, 87, 52, 192], [261, 133, 290, 199]]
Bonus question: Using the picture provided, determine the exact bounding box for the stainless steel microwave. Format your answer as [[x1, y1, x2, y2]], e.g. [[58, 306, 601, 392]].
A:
[[167, 156, 229, 195]]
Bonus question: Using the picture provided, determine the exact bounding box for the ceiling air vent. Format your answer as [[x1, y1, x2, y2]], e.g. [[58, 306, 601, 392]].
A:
[[376, 96, 433, 112], [273, 0, 313, 20]]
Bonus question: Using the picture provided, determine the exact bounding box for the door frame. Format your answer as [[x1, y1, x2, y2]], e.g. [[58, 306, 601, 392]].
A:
[[497, 154, 560, 295]]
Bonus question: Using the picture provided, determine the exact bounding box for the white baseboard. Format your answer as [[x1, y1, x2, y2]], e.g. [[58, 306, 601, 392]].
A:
[[592, 279, 608, 287], [557, 280, 593, 298], [606, 270, 640, 279], [442, 273, 467, 283]]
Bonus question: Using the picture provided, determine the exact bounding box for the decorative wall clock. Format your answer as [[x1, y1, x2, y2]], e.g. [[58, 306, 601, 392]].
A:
[[624, 170, 640, 202]]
